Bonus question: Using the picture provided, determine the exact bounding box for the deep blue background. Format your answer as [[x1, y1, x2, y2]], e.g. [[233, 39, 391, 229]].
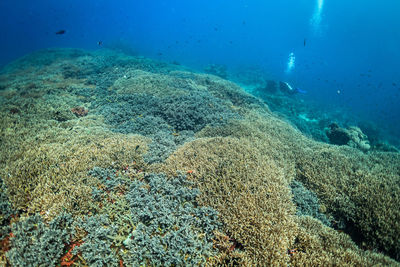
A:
[[1, 0, 399, 139]]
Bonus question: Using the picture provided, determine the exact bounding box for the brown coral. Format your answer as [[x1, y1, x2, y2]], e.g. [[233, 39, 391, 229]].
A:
[[70, 106, 88, 117], [157, 137, 298, 265]]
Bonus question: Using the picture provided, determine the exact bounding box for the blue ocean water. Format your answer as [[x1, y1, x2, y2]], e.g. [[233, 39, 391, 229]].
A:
[[1, 2, 400, 265], [1, 0, 399, 143]]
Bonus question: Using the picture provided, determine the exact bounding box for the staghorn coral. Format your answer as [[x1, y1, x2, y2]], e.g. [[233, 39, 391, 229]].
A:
[[295, 146, 400, 261], [113, 69, 195, 97], [0, 48, 399, 265], [158, 91, 238, 132], [172, 70, 265, 110], [85, 165, 140, 262], [1, 128, 148, 219], [198, 111, 400, 261], [93, 189, 134, 249], [88, 167, 129, 191], [95, 90, 238, 133], [290, 216, 398, 266], [157, 137, 298, 265], [189, 112, 400, 263], [94, 88, 237, 163]]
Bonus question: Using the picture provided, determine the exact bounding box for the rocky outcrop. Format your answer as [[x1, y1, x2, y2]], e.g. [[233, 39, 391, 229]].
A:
[[326, 123, 371, 152]]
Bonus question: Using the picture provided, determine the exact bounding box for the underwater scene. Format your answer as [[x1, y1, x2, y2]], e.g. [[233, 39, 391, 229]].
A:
[[0, 1, 399, 266]]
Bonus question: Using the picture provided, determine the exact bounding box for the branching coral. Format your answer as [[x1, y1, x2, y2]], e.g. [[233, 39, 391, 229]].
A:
[[6, 213, 74, 266], [2, 130, 148, 218], [157, 137, 298, 265], [124, 172, 221, 266], [290, 216, 398, 266], [1, 48, 399, 265]]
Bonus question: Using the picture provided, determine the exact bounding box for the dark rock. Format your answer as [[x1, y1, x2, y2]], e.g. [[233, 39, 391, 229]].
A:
[[326, 123, 350, 145]]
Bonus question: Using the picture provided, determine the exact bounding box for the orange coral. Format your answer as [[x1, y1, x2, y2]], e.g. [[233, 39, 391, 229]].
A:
[[60, 241, 83, 266]]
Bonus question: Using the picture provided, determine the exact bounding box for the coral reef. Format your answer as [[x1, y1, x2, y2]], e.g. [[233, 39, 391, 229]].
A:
[[204, 64, 228, 79], [0, 48, 399, 265], [73, 215, 119, 266], [295, 146, 400, 261], [157, 136, 298, 265], [70, 106, 88, 117], [88, 167, 128, 191], [194, 112, 400, 263], [124, 173, 221, 266], [0, 177, 14, 239], [326, 122, 371, 151], [92, 72, 240, 163], [6, 213, 74, 266], [290, 216, 397, 266], [290, 180, 331, 226], [1, 127, 148, 218]]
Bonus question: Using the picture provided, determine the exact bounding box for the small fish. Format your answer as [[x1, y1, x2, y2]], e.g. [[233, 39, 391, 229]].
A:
[[55, 30, 66, 35], [97, 41, 103, 46], [303, 38, 306, 47]]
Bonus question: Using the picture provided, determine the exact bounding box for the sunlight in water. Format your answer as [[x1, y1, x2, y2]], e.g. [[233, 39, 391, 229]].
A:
[[311, 0, 324, 35], [317, 0, 324, 10], [286, 52, 295, 74]]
